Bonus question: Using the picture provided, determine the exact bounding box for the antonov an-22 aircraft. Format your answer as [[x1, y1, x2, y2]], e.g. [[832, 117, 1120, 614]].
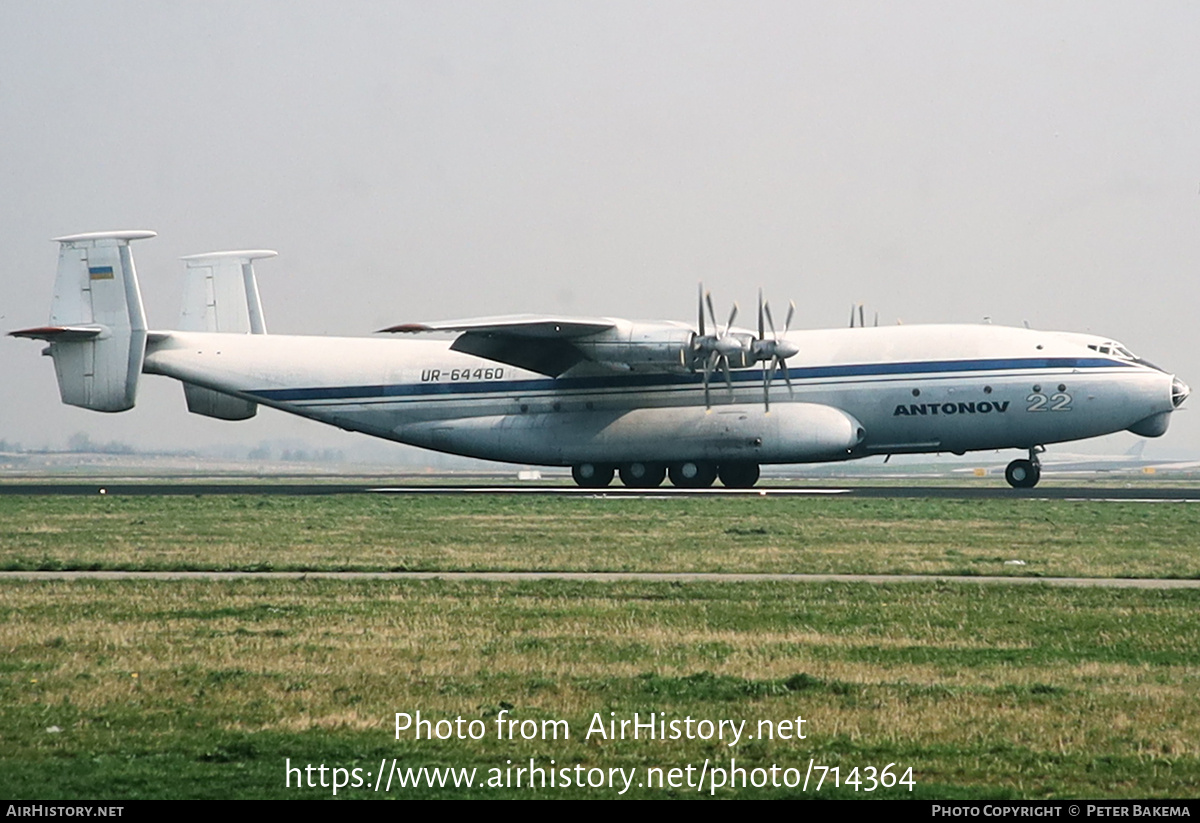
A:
[[11, 231, 1191, 489]]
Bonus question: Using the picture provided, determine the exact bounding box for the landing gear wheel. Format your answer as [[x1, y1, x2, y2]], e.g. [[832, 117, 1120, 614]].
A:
[[1005, 459, 1041, 489], [668, 461, 718, 488], [619, 462, 666, 488], [718, 462, 761, 488], [572, 463, 614, 488]]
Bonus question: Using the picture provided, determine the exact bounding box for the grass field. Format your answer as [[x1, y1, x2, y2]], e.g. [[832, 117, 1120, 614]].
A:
[[2, 493, 1199, 799], [3, 493, 1200, 578]]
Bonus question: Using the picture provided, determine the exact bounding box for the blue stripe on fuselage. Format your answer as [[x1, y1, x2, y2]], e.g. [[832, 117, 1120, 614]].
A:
[[245, 356, 1132, 404]]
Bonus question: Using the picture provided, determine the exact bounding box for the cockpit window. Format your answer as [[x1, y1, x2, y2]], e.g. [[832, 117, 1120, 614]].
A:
[[1087, 342, 1136, 360]]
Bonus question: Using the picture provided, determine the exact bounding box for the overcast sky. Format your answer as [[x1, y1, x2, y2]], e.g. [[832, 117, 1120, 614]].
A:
[[3, 1, 1199, 458]]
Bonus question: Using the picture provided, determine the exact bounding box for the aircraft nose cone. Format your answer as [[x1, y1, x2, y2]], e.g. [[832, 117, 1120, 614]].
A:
[[776, 340, 800, 359], [1172, 376, 1190, 408]]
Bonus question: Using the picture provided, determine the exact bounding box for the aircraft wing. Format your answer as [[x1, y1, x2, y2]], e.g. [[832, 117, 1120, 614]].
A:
[[380, 314, 617, 337], [379, 315, 620, 376]]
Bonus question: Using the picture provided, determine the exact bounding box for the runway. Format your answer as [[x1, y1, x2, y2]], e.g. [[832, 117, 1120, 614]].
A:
[[2, 481, 1200, 501], [5, 570, 1200, 588]]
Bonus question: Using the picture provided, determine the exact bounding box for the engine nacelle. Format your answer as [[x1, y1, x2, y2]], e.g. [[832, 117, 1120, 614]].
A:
[[571, 321, 695, 372]]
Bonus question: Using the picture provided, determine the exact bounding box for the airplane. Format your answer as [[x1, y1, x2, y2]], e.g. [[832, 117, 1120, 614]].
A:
[[9, 230, 1190, 489]]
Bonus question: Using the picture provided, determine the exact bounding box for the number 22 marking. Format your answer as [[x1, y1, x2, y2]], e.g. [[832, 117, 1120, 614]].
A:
[[1027, 392, 1072, 412]]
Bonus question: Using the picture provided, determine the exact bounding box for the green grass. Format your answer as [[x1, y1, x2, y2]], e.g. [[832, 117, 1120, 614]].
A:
[[2, 578, 1199, 799], [2, 494, 1200, 578], [3, 492, 1200, 799]]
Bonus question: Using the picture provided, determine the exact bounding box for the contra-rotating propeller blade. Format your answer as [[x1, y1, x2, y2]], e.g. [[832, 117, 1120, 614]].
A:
[[692, 284, 745, 409], [754, 292, 798, 411]]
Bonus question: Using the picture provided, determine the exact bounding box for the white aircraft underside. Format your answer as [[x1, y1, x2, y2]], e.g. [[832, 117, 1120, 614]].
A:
[[11, 231, 1190, 489]]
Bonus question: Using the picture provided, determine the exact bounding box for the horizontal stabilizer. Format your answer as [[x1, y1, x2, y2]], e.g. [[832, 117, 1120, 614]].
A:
[[53, 230, 157, 244], [8, 324, 105, 341]]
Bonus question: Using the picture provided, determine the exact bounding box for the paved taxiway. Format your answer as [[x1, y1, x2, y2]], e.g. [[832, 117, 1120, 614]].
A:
[[2, 482, 1200, 501], [4, 571, 1199, 588]]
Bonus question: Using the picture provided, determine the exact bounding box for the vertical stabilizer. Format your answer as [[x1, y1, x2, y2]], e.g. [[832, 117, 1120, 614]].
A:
[[39, 230, 156, 412], [177, 249, 277, 420], [179, 250, 277, 334]]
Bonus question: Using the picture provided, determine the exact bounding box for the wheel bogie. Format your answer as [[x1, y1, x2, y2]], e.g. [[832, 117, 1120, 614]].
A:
[[618, 461, 667, 488], [578, 459, 762, 489], [668, 461, 718, 488], [718, 462, 761, 488], [572, 462, 614, 488]]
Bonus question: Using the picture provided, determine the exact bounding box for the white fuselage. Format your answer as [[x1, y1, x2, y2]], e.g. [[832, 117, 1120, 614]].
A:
[[141, 323, 1180, 467]]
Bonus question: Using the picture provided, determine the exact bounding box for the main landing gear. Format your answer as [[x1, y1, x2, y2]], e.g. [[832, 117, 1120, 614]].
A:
[[571, 461, 761, 489], [571, 463, 614, 488], [1005, 446, 1044, 489], [619, 461, 667, 488]]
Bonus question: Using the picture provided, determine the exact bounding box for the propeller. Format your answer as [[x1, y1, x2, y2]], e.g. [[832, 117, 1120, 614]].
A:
[[751, 289, 799, 411], [690, 285, 799, 410], [848, 304, 879, 328], [691, 285, 747, 408]]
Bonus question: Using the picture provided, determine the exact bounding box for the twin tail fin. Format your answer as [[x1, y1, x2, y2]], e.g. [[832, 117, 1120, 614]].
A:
[[11, 232, 276, 419]]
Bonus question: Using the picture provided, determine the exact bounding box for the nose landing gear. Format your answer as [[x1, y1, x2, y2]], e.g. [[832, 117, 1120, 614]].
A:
[[1005, 446, 1044, 489]]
